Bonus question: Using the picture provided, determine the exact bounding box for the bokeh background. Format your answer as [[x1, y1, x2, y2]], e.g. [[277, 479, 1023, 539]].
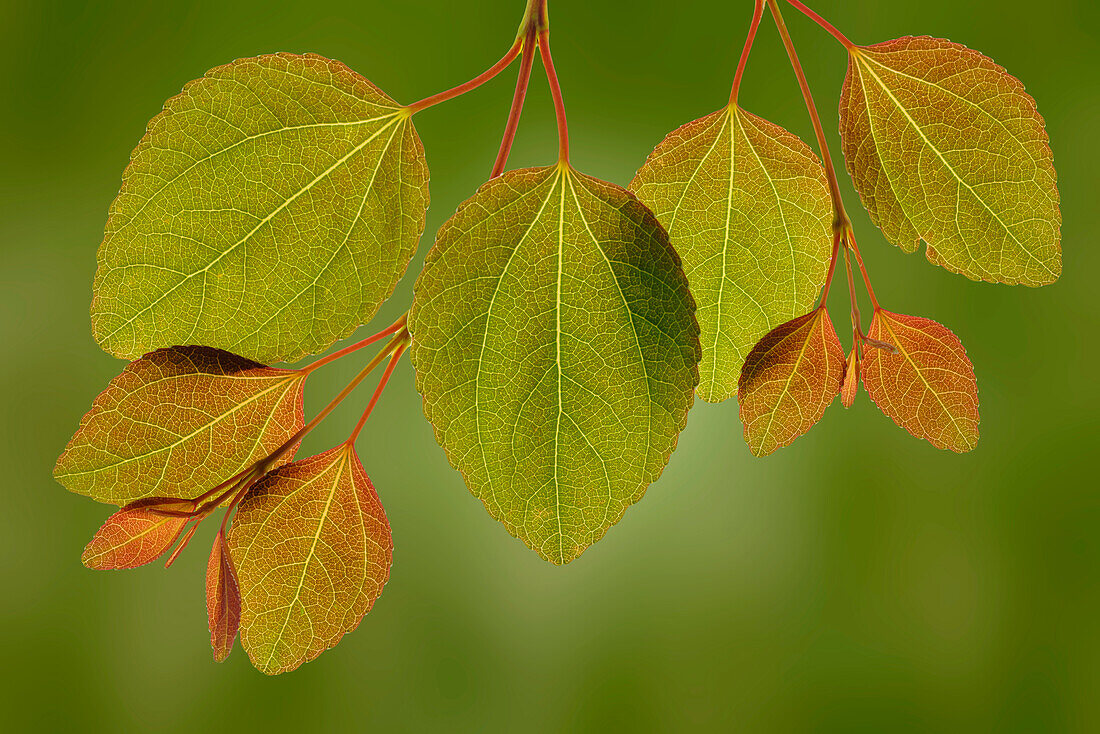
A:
[[2, 0, 1098, 730]]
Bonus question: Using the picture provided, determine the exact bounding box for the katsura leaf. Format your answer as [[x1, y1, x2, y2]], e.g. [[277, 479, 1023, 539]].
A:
[[92, 53, 430, 364], [409, 165, 700, 565], [228, 445, 392, 675], [861, 310, 979, 452], [737, 309, 845, 457], [630, 106, 831, 402], [206, 533, 241, 663], [54, 346, 304, 506], [839, 37, 1060, 286], [81, 502, 190, 570], [841, 347, 859, 409]]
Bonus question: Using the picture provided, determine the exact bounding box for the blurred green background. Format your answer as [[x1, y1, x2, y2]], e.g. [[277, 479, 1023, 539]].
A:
[[2, 0, 1098, 730]]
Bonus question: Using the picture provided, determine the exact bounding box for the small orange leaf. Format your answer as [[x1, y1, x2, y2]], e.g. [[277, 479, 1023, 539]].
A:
[[81, 503, 189, 569], [841, 348, 859, 408], [228, 445, 392, 674], [206, 533, 241, 663], [738, 308, 845, 456], [861, 310, 979, 452]]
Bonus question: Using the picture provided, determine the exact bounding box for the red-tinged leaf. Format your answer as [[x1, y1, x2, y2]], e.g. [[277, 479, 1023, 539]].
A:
[[861, 310, 979, 452], [737, 309, 845, 456], [227, 445, 392, 675], [206, 534, 241, 663], [841, 348, 859, 409], [81, 503, 189, 569], [55, 346, 305, 506]]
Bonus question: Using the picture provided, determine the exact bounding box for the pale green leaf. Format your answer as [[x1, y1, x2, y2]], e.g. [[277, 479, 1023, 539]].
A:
[[630, 106, 832, 402], [92, 53, 430, 363], [409, 165, 700, 564]]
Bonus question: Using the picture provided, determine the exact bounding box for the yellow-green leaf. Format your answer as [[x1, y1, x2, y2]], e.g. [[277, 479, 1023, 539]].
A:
[[92, 53, 430, 363], [54, 347, 304, 505], [409, 165, 700, 565], [630, 105, 832, 402], [840, 37, 1060, 285], [228, 445, 392, 675]]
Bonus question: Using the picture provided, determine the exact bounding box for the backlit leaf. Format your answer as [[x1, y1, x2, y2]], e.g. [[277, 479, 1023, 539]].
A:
[[861, 310, 979, 452], [81, 502, 189, 570], [228, 445, 392, 675], [206, 533, 241, 663], [630, 106, 831, 401], [409, 165, 700, 564], [92, 53, 430, 363], [841, 347, 859, 408], [839, 37, 1060, 286], [55, 346, 304, 506], [737, 309, 844, 456]]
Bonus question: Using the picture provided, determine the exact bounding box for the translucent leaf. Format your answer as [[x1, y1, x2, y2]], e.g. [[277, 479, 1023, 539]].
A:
[[861, 310, 979, 452], [81, 502, 190, 570], [841, 347, 859, 409], [630, 106, 831, 401], [839, 37, 1060, 285], [92, 53, 430, 363], [54, 346, 304, 505], [228, 445, 392, 675], [206, 533, 241, 663], [409, 165, 700, 564], [737, 309, 844, 456]]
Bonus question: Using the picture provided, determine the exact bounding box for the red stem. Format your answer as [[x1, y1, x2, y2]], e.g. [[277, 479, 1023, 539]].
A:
[[766, 0, 847, 226], [842, 237, 863, 340], [784, 0, 855, 50], [405, 41, 522, 115], [491, 31, 538, 178], [845, 227, 880, 311], [537, 28, 569, 165], [730, 0, 765, 106], [301, 314, 407, 374], [345, 342, 408, 446], [817, 228, 842, 305]]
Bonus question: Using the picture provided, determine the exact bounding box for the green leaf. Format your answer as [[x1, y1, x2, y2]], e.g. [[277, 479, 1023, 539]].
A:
[[630, 106, 832, 402], [839, 37, 1060, 286], [409, 165, 700, 564], [92, 53, 430, 363], [228, 445, 392, 675], [54, 346, 304, 505]]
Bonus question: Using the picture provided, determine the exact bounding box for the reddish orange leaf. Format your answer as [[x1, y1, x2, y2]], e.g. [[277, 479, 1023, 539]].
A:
[[738, 308, 845, 456], [81, 502, 189, 569], [55, 346, 305, 506], [206, 533, 241, 663], [861, 310, 979, 452], [228, 445, 392, 675], [841, 348, 859, 408]]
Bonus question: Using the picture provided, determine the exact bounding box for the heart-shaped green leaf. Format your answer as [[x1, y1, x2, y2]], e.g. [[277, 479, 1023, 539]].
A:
[[409, 165, 700, 564], [92, 53, 430, 363]]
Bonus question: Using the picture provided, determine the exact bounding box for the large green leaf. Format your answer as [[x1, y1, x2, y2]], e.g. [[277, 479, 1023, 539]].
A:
[[840, 37, 1060, 286], [630, 106, 832, 402], [92, 53, 430, 363], [409, 165, 700, 564]]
